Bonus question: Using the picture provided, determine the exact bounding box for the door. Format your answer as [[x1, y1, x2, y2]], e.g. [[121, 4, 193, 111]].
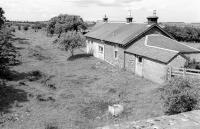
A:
[[135, 56, 143, 77], [97, 44, 104, 60]]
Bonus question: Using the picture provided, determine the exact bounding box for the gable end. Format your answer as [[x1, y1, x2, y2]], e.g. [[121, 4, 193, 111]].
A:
[[124, 24, 174, 49]]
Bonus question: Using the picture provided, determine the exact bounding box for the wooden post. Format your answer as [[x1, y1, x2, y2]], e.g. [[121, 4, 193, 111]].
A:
[[183, 68, 186, 77], [168, 67, 172, 80]]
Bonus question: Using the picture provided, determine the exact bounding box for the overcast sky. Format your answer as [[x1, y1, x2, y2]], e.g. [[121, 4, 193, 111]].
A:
[[0, 0, 200, 23]]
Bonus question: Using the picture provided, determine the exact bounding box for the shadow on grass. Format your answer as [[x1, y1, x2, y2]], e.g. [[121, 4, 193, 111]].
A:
[[0, 70, 43, 82], [14, 37, 28, 41], [0, 82, 28, 113], [67, 53, 93, 61]]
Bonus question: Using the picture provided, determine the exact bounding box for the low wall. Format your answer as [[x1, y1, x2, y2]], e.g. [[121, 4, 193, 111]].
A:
[[97, 110, 200, 129]]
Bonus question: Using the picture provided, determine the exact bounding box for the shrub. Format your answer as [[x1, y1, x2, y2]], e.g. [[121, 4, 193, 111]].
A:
[[9, 27, 15, 32], [160, 77, 200, 115], [17, 25, 21, 30], [184, 58, 200, 70], [45, 122, 59, 129], [23, 25, 29, 31]]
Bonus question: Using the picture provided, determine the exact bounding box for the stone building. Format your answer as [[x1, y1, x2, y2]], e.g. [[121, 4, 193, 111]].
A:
[[85, 13, 200, 84]]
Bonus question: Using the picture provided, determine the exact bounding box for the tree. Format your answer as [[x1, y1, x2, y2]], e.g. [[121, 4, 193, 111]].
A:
[[18, 25, 21, 30], [23, 25, 29, 31], [47, 14, 87, 36], [54, 23, 64, 38], [59, 31, 85, 56], [0, 7, 5, 29], [0, 8, 18, 78], [163, 25, 200, 42]]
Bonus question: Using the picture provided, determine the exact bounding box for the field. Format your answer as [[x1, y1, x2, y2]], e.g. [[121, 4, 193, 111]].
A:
[[0, 29, 163, 129]]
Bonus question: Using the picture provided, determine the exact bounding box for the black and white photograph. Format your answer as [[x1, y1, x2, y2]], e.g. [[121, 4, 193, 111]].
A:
[[0, 0, 200, 128]]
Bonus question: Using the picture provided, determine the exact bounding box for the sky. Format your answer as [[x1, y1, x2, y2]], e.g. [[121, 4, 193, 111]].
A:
[[0, 0, 200, 23]]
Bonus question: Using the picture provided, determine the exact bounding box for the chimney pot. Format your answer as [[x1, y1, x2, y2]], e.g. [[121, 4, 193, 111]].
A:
[[147, 10, 159, 24], [103, 14, 108, 22], [126, 17, 133, 23]]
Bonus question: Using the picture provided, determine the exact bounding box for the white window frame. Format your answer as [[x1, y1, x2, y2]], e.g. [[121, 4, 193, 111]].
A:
[[113, 45, 118, 59]]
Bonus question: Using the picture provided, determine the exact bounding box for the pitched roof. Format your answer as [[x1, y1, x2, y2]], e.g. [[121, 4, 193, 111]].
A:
[[85, 22, 149, 45], [147, 35, 200, 53], [125, 37, 178, 64], [126, 34, 200, 64]]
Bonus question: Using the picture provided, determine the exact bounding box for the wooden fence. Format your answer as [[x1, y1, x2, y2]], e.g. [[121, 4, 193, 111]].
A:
[[167, 67, 200, 80]]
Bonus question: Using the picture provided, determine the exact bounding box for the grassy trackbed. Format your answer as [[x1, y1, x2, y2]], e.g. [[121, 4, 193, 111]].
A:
[[0, 29, 163, 129]]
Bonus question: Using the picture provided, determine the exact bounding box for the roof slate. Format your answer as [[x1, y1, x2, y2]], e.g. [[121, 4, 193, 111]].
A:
[[125, 37, 178, 64], [85, 23, 149, 44], [147, 35, 199, 53]]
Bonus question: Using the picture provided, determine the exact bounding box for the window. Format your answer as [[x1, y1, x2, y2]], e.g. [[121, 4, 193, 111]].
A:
[[138, 56, 142, 63], [99, 46, 103, 53], [114, 50, 118, 59]]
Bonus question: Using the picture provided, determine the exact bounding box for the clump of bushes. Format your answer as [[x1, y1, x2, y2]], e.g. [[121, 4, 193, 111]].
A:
[[184, 58, 200, 70], [160, 77, 200, 115], [9, 27, 15, 32], [45, 122, 59, 129], [23, 25, 29, 31], [26, 70, 43, 81]]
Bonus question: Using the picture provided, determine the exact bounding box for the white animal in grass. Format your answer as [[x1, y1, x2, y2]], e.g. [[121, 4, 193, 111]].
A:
[[108, 104, 124, 116]]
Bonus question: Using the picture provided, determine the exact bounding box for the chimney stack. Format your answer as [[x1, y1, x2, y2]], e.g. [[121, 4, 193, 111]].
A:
[[103, 14, 108, 22], [147, 10, 159, 24], [126, 10, 133, 23]]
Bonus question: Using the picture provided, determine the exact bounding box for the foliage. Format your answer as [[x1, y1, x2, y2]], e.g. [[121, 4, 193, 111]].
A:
[[23, 25, 29, 31], [164, 25, 200, 42], [58, 31, 85, 56], [0, 8, 19, 78], [31, 23, 45, 31], [47, 14, 87, 36], [184, 58, 200, 70], [160, 77, 200, 115], [0, 7, 5, 29], [17, 25, 21, 30], [9, 27, 15, 32]]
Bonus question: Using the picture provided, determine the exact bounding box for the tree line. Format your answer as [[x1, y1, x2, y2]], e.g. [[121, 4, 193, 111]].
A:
[[0, 7, 19, 78], [163, 25, 200, 43]]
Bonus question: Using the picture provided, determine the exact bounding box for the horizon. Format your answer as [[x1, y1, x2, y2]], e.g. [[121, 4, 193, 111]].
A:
[[1, 0, 200, 23]]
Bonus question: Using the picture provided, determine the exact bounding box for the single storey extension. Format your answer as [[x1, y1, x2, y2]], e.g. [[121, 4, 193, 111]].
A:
[[85, 14, 200, 84]]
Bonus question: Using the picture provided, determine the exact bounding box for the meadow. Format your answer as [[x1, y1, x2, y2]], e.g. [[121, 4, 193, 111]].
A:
[[0, 29, 163, 129]]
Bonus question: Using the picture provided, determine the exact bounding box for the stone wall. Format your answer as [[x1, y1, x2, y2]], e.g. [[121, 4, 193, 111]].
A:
[[124, 53, 136, 73], [143, 58, 167, 84], [168, 55, 187, 68], [97, 110, 200, 129], [104, 43, 124, 68]]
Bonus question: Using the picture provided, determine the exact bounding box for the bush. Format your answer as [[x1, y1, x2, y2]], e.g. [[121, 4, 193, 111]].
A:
[[23, 25, 29, 31], [17, 25, 21, 30], [160, 77, 200, 115], [45, 122, 59, 129], [184, 58, 200, 70], [9, 27, 15, 32]]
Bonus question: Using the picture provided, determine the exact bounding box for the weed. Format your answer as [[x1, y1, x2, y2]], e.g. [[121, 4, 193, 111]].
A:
[[45, 122, 59, 129]]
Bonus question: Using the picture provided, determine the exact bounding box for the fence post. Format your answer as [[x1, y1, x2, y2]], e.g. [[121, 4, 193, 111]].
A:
[[168, 67, 172, 80], [183, 68, 186, 77]]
